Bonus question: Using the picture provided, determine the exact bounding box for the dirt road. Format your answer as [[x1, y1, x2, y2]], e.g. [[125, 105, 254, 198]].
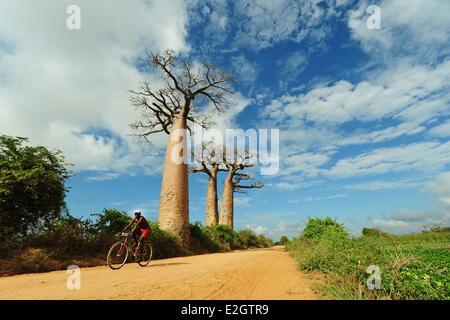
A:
[[0, 246, 320, 300]]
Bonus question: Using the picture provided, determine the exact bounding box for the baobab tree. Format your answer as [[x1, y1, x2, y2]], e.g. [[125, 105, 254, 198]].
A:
[[189, 142, 226, 226], [219, 151, 263, 229], [129, 50, 233, 245]]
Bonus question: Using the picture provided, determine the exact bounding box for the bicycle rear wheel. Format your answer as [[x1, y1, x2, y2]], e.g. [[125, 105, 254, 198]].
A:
[[137, 243, 153, 266], [107, 241, 129, 270]]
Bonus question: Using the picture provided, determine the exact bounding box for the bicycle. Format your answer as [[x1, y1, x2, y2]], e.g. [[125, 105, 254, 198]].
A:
[[107, 232, 153, 270]]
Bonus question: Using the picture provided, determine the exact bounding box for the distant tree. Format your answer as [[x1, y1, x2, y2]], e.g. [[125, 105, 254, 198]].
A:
[[301, 217, 348, 240], [92, 208, 131, 235], [189, 142, 226, 226], [219, 149, 263, 229], [0, 135, 71, 240], [428, 225, 450, 233], [238, 229, 259, 248], [362, 227, 383, 237], [256, 234, 273, 247], [279, 236, 289, 245]]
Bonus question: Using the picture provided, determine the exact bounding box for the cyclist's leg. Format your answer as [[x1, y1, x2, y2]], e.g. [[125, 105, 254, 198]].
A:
[[138, 228, 150, 248], [132, 229, 140, 248]]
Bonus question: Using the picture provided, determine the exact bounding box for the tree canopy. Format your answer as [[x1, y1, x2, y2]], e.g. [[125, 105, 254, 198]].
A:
[[130, 50, 234, 139], [0, 135, 71, 239]]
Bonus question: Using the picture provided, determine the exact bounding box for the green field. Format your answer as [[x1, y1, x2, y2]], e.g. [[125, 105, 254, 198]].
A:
[[286, 218, 450, 300]]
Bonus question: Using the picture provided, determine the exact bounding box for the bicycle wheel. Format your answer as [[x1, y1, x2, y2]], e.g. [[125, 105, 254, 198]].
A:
[[137, 243, 153, 267], [107, 241, 129, 270]]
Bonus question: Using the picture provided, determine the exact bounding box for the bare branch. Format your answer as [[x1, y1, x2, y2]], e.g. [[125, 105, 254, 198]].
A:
[[129, 50, 234, 142]]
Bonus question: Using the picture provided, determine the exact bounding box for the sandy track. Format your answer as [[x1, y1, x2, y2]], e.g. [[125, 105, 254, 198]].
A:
[[0, 246, 319, 300]]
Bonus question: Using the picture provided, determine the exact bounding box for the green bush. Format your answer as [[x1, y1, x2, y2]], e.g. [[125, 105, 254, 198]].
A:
[[237, 229, 259, 248], [33, 214, 96, 257], [256, 234, 274, 247], [148, 221, 187, 259], [301, 217, 348, 241], [279, 236, 289, 245], [92, 208, 130, 235], [362, 228, 392, 238], [362, 228, 381, 237], [89, 208, 132, 252], [189, 222, 221, 254], [203, 224, 240, 250]]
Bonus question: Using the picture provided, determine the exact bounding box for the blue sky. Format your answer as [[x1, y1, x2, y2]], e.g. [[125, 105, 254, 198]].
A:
[[1, 0, 450, 240]]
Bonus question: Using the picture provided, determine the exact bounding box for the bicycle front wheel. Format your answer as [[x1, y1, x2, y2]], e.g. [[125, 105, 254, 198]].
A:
[[137, 243, 153, 267], [107, 241, 129, 270]]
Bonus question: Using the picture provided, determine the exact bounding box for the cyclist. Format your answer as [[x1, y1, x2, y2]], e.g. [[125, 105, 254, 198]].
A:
[[122, 210, 152, 251]]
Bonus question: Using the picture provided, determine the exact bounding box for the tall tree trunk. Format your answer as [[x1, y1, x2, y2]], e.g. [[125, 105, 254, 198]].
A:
[[158, 113, 190, 246], [219, 169, 234, 229], [205, 165, 219, 226]]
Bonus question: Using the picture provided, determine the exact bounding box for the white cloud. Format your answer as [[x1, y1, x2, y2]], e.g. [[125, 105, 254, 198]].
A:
[[277, 51, 308, 78], [326, 141, 450, 178], [303, 194, 348, 202], [256, 1, 450, 196], [344, 179, 422, 190], [245, 220, 305, 240], [231, 55, 260, 83], [264, 60, 450, 128], [429, 121, 450, 137], [233, 0, 343, 51], [281, 152, 330, 176], [0, 0, 189, 174], [373, 209, 447, 234], [245, 224, 269, 236], [348, 0, 450, 61], [273, 178, 322, 191], [262, 59, 450, 187], [370, 172, 450, 233], [426, 172, 450, 212], [191, 0, 351, 52], [235, 197, 251, 207], [85, 172, 120, 182]]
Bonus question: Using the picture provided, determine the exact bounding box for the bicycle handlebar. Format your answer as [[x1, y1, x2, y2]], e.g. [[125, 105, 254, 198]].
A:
[[116, 232, 131, 237]]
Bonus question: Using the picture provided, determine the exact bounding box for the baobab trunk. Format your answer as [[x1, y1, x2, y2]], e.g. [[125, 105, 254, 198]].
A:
[[219, 169, 234, 229], [158, 113, 190, 246], [205, 165, 219, 226]]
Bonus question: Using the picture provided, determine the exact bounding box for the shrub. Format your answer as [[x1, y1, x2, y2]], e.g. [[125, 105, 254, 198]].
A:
[[203, 224, 240, 250], [279, 236, 289, 245], [362, 228, 392, 238], [189, 222, 221, 254], [148, 221, 187, 259], [256, 234, 274, 247], [237, 229, 259, 248], [33, 214, 96, 257], [362, 228, 382, 237], [92, 208, 130, 235], [301, 217, 348, 241]]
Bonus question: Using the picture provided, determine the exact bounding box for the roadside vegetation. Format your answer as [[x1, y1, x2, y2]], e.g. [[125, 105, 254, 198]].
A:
[[286, 217, 450, 300], [0, 208, 273, 276]]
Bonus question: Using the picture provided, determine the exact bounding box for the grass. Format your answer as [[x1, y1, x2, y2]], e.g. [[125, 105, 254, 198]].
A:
[[286, 218, 450, 300]]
